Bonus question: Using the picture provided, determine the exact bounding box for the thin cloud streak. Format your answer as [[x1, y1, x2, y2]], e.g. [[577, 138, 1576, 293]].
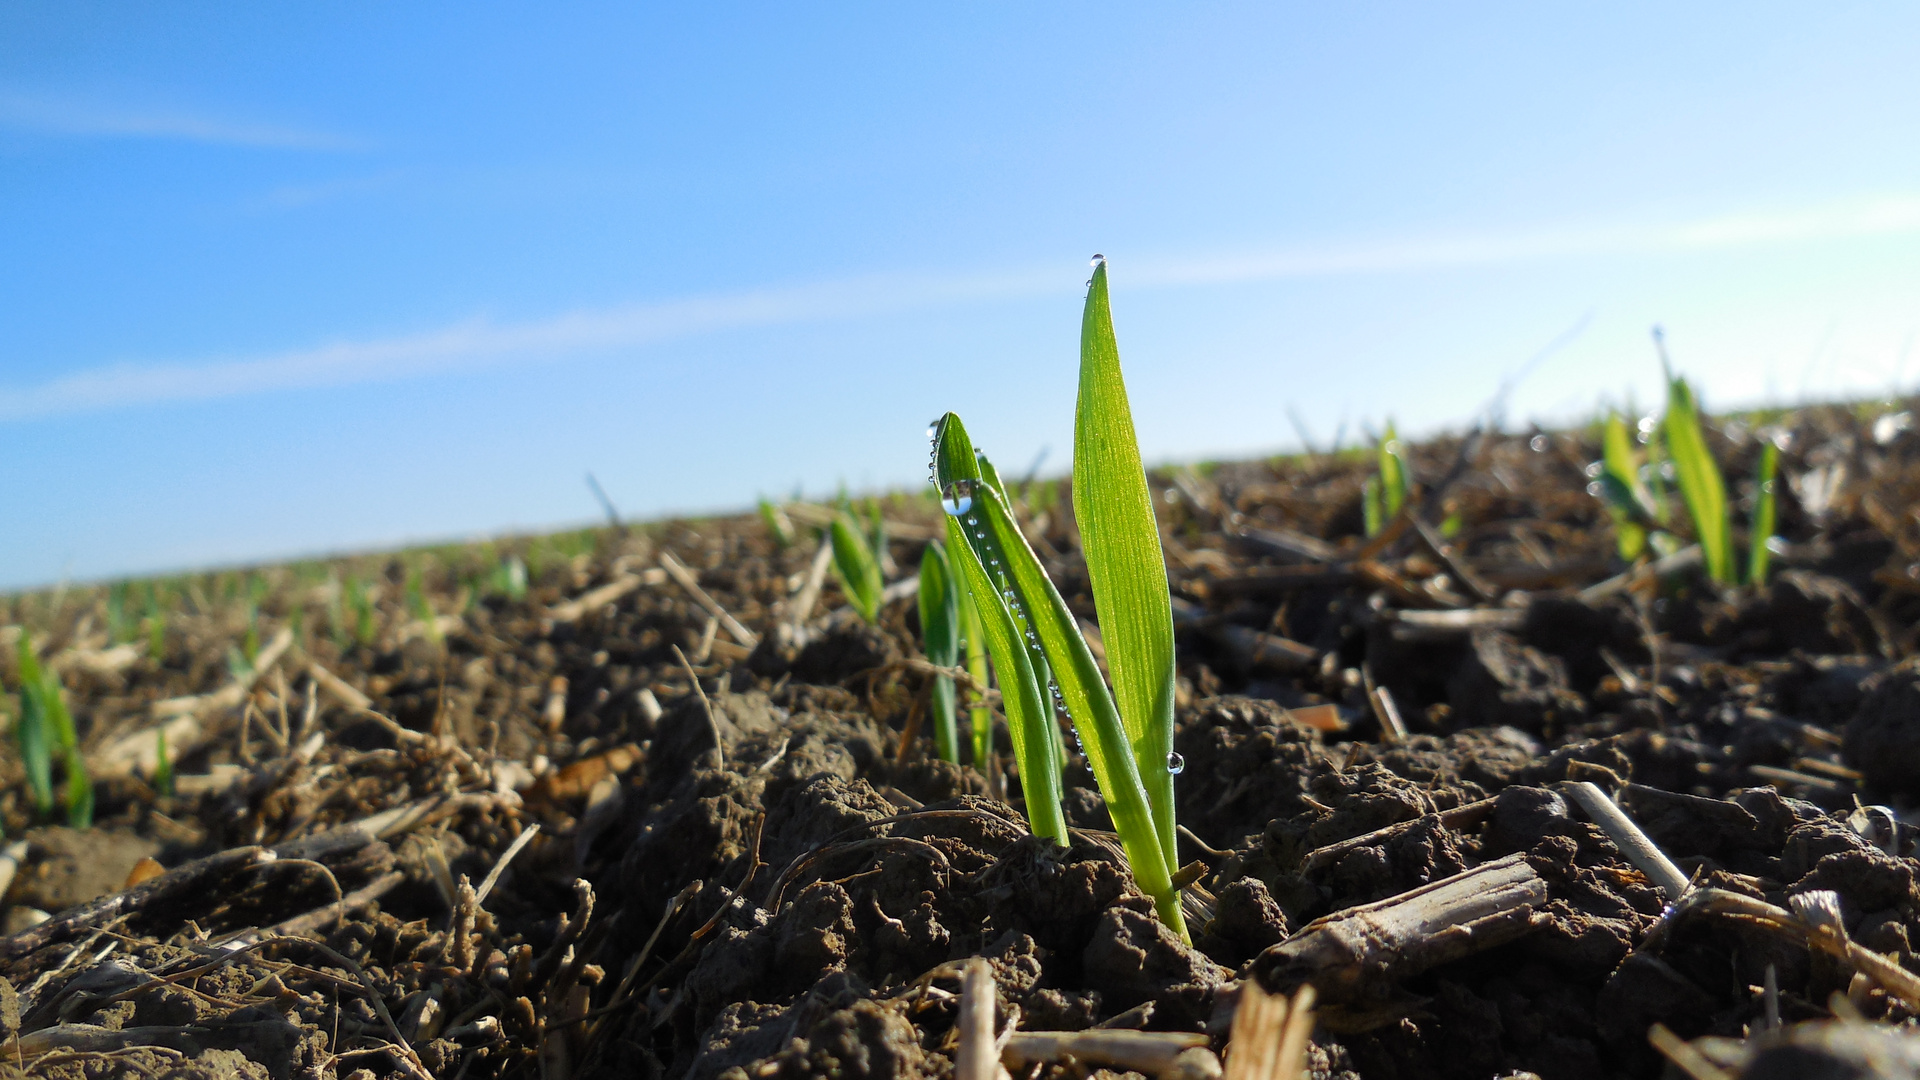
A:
[[0, 92, 361, 151], [7, 194, 1920, 423]]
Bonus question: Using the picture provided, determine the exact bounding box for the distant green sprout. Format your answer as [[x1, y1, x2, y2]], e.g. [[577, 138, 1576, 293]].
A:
[[758, 499, 796, 548], [153, 727, 174, 799], [1592, 349, 1780, 588], [1748, 438, 1781, 586], [408, 571, 444, 645], [929, 257, 1188, 941], [916, 541, 962, 762], [488, 554, 529, 602], [1595, 411, 1656, 561], [348, 579, 378, 647], [106, 582, 131, 645], [1662, 372, 1735, 585], [242, 599, 261, 666], [1362, 422, 1409, 537], [829, 510, 885, 623], [144, 585, 169, 664], [14, 636, 93, 827]]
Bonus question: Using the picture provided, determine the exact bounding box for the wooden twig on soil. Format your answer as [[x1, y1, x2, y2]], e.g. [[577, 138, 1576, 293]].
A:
[[672, 644, 725, 769], [660, 551, 758, 647], [788, 538, 836, 631], [547, 568, 666, 623], [225, 869, 407, 949], [1254, 852, 1547, 1029], [475, 823, 542, 906], [308, 660, 372, 710], [1003, 1030, 1221, 1080], [1562, 781, 1690, 899], [954, 957, 1002, 1080], [1301, 799, 1494, 874], [1410, 518, 1497, 603]]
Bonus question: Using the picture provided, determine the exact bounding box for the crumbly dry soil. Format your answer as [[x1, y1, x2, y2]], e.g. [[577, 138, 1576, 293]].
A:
[[5, 405, 1920, 1079]]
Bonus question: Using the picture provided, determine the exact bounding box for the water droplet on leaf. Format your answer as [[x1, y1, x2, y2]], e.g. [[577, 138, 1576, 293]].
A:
[[1166, 752, 1186, 775]]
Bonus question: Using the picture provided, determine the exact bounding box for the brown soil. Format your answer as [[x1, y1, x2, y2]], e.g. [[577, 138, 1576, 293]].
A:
[[4, 402, 1920, 1079]]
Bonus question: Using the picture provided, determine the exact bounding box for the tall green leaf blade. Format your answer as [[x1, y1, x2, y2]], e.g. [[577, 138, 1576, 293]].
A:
[[917, 541, 962, 762], [13, 638, 53, 816], [1074, 259, 1181, 867], [1378, 421, 1408, 519], [1663, 376, 1734, 584], [1602, 412, 1650, 560], [1749, 440, 1780, 586], [941, 514, 1068, 844], [936, 412, 1185, 938], [829, 511, 885, 622]]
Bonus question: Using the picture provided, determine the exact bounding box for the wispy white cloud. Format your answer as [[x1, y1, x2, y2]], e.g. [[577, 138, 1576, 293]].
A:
[[0, 92, 361, 151], [245, 169, 408, 211], [6, 194, 1920, 423]]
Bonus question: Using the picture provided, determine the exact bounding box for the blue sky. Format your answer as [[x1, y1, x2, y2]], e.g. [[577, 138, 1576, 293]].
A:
[[4, 3, 1919, 588]]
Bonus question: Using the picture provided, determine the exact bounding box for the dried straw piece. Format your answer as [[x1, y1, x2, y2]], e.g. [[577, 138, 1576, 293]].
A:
[[660, 551, 758, 647], [954, 958, 1000, 1080], [1255, 852, 1546, 1027], [1563, 781, 1690, 899], [1225, 980, 1317, 1080]]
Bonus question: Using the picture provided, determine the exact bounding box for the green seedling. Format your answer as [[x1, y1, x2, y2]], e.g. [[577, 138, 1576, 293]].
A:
[[1662, 373, 1734, 585], [829, 510, 885, 623], [106, 582, 131, 645], [242, 599, 261, 666], [154, 727, 174, 799], [1749, 439, 1780, 586], [931, 419, 1069, 850], [1363, 422, 1409, 537], [927, 257, 1187, 940], [408, 571, 444, 645], [349, 579, 378, 647], [490, 555, 529, 602], [758, 499, 796, 548], [1597, 411, 1656, 561], [14, 636, 93, 827], [916, 541, 962, 762]]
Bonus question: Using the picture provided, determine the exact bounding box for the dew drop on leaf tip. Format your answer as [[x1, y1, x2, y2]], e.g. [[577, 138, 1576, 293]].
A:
[[1090, 253, 1105, 267]]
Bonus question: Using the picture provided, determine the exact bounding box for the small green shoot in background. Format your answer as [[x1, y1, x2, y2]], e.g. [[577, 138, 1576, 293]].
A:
[[490, 554, 529, 602], [13, 636, 93, 827], [829, 510, 885, 623], [1662, 371, 1734, 585], [154, 727, 174, 799], [758, 499, 796, 548], [349, 579, 378, 647], [1590, 331, 1782, 589], [929, 257, 1188, 940], [1595, 411, 1656, 561], [1362, 422, 1409, 537], [916, 541, 962, 762], [1749, 438, 1780, 586]]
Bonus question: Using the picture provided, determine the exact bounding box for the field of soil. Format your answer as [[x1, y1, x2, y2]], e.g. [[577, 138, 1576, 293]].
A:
[[4, 403, 1920, 1080]]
